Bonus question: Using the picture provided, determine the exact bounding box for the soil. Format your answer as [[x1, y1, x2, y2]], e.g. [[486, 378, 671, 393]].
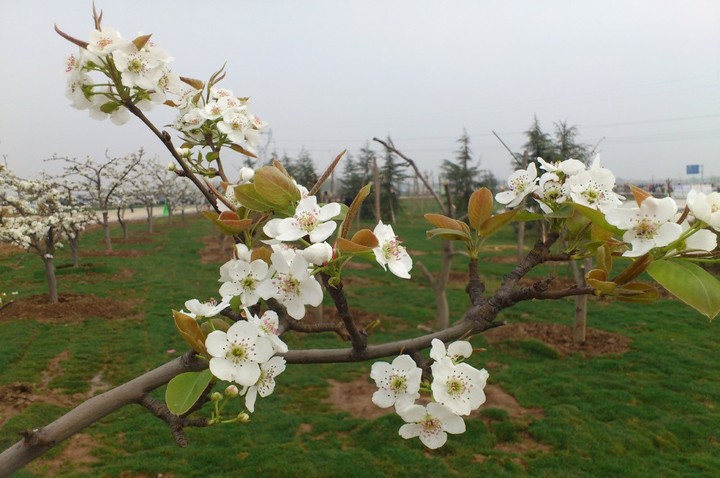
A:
[[0, 293, 142, 323], [0, 349, 112, 475], [199, 235, 233, 264], [483, 322, 631, 357]]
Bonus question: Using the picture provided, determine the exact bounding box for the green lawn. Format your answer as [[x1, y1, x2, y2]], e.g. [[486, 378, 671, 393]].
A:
[[1, 212, 718, 477]]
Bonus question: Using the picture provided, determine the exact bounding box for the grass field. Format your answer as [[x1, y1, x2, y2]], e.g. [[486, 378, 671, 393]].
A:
[[1, 211, 719, 477]]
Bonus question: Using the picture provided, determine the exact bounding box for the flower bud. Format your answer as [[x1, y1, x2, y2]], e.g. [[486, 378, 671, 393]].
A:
[[302, 242, 333, 265], [167, 162, 177, 172], [225, 385, 239, 398], [238, 167, 255, 183], [237, 412, 251, 423], [210, 391, 223, 402]]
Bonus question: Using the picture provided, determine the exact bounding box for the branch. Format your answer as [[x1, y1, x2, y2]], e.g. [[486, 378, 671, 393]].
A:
[[138, 395, 210, 447], [321, 274, 368, 357], [0, 351, 206, 475]]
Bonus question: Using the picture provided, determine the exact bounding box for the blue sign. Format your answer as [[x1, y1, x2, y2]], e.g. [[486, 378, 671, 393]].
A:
[[686, 164, 700, 175]]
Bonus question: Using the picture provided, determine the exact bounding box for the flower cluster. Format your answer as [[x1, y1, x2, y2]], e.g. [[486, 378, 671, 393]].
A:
[[496, 157, 717, 258], [176, 171, 413, 415], [62, 23, 266, 161], [370, 339, 489, 449]]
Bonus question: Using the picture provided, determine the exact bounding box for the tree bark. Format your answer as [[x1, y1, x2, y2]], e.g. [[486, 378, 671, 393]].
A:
[[42, 256, 59, 304], [101, 211, 112, 252], [146, 205, 154, 234], [69, 236, 80, 268]]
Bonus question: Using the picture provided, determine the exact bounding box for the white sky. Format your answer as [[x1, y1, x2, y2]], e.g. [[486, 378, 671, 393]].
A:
[[1, 0, 718, 185]]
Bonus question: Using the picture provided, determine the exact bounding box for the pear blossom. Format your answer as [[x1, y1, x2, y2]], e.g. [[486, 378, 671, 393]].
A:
[[256, 251, 323, 320], [495, 163, 539, 208], [218, 258, 270, 307], [302, 241, 334, 265], [537, 157, 585, 176], [112, 42, 170, 90], [429, 339, 473, 363], [183, 298, 230, 318], [567, 156, 623, 212], [684, 228, 717, 253], [205, 320, 274, 386], [398, 402, 466, 449], [243, 356, 286, 413], [535, 172, 570, 213], [370, 355, 422, 409], [373, 221, 412, 279], [246, 309, 288, 353], [687, 190, 720, 231], [431, 357, 489, 416], [87, 27, 127, 56], [267, 196, 341, 243], [605, 196, 683, 257]]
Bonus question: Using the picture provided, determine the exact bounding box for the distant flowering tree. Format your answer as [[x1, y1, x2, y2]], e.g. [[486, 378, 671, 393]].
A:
[[0, 165, 93, 302], [2, 7, 719, 474]]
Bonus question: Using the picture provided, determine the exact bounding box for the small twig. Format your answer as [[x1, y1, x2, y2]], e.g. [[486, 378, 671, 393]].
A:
[[138, 395, 209, 447], [320, 274, 368, 358]]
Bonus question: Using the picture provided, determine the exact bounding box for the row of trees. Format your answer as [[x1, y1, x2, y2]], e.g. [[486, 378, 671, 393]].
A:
[[0, 148, 206, 304]]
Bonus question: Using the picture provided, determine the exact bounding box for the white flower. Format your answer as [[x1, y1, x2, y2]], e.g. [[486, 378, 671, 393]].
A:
[[205, 320, 274, 386], [537, 157, 585, 176], [244, 356, 286, 413], [535, 172, 570, 213], [302, 242, 334, 265], [687, 190, 720, 231], [370, 355, 422, 409], [398, 402, 466, 449], [431, 357, 489, 416], [256, 251, 323, 320], [495, 163, 539, 208], [567, 156, 623, 212], [183, 298, 229, 318], [429, 339, 473, 363], [372, 221, 412, 279], [269, 196, 341, 243], [238, 167, 255, 183], [218, 258, 270, 307], [217, 110, 252, 145], [605, 196, 683, 257], [87, 27, 127, 56], [112, 43, 168, 90], [685, 228, 717, 253], [246, 309, 288, 353]]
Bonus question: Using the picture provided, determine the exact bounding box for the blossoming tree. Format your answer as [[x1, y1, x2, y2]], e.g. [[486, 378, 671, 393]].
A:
[[0, 165, 94, 303], [1, 8, 719, 474]]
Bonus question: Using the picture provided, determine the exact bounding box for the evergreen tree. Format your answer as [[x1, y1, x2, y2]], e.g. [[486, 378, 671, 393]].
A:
[[282, 149, 318, 189], [379, 137, 408, 222], [441, 129, 480, 216], [518, 116, 558, 171], [554, 120, 590, 163]]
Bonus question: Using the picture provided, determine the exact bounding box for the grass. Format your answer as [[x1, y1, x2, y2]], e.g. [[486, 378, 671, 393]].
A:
[[1, 211, 719, 477]]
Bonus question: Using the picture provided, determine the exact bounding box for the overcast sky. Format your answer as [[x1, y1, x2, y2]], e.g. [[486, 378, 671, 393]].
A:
[[1, 0, 718, 186]]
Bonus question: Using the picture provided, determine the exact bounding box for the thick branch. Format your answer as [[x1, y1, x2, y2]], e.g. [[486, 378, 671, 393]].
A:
[[0, 352, 205, 476]]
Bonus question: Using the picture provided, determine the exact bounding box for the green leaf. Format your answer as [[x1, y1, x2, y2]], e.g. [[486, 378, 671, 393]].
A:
[[569, 203, 624, 236], [479, 209, 518, 239], [426, 227, 470, 242], [468, 188, 493, 231], [253, 166, 301, 209], [647, 259, 720, 320], [165, 369, 213, 415], [233, 184, 277, 212]]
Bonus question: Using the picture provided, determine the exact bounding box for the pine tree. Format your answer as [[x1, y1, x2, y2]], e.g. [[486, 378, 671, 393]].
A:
[[554, 120, 590, 163], [379, 138, 408, 223], [519, 116, 558, 171], [441, 129, 480, 216]]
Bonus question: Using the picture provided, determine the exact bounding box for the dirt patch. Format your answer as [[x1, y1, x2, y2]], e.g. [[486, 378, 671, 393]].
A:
[[326, 378, 390, 420], [479, 384, 544, 420], [483, 322, 631, 357], [0, 242, 24, 258], [0, 293, 143, 323], [199, 235, 233, 264], [494, 433, 552, 454], [28, 432, 100, 476]]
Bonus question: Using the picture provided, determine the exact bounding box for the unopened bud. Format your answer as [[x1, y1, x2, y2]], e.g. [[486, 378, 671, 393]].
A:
[[210, 392, 223, 402], [237, 412, 251, 423], [167, 162, 177, 172], [225, 385, 239, 398]]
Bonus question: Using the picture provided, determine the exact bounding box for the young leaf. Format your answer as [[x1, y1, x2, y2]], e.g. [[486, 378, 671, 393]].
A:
[[253, 166, 301, 208], [647, 259, 720, 320], [309, 150, 346, 196], [165, 369, 214, 415], [339, 183, 372, 239], [479, 209, 518, 239], [172, 310, 208, 355], [629, 184, 652, 206], [569, 203, 624, 236], [468, 188, 493, 231], [424, 213, 465, 232], [132, 33, 153, 51], [426, 227, 471, 242], [233, 184, 276, 212]]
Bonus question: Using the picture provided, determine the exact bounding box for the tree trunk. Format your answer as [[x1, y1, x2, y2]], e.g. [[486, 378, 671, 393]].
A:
[[146, 205, 154, 234], [373, 158, 381, 222], [43, 256, 59, 304], [117, 207, 129, 241], [101, 211, 112, 253], [435, 240, 452, 329], [570, 258, 591, 344], [69, 236, 80, 268]]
